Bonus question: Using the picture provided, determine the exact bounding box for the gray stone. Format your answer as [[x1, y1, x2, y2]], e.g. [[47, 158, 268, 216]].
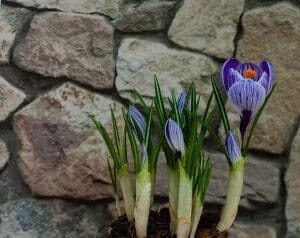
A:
[[285, 126, 300, 237], [4, 0, 125, 19], [207, 151, 280, 208], [0, 75, 26, 122], [13, 12, 115, 90], [0, 199, 108, 238], [228, 223, 277, 238], [116, 38, 218, 107], [0, 139, 9, 171], [168, 0, 245, 59], [0, 5, 32, 64], [236, 2, 300, 154], [113, 1, 176, 32], [13, 82, 123, 200]]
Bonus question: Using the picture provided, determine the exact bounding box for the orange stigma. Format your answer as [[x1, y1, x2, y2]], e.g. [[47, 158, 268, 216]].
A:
[[243, 68, 257, 79]]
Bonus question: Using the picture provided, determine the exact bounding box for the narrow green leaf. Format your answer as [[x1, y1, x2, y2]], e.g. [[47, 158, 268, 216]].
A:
[[122, 109, 141, 172], [243, 84, 276, 156], [89, 115, 120, 169], [211, 78, 230, 134]]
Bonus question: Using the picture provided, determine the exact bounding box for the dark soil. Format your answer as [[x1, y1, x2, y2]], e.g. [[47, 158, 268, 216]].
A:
[[106, 208, 227, 238]]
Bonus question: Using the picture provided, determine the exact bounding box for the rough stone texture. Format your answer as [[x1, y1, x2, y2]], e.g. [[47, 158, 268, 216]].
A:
[[113, 1, 176, 32], [0, 199, 108, 238], [0, 139, 9, 171], [0, 5, 32, 64], [285, 126, 300, 238], [13, 12, 115, 90], [0, 75, 26, 122], [4, 0, 124, 19], [206, 151, 280, 209], [228, 223, 277, 238], [168, 0, 245, 59], [13, 83, 123, 200], [236, 2, 300, 154], [116, 38, 218, 107]]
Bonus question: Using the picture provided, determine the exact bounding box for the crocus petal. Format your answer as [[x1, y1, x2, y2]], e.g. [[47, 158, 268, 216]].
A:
[[227, 69, 244, 89], [165, 119, 185, 155], [258, 72, 272, 94], [259, 60, 275, 94], [129, 105, 146, 139], [222, 58, 241, 92], [225, 132, 242, 164], [236, 62, 262, 81], [177, 90, 188, 115], [228, 79, 266, 118]]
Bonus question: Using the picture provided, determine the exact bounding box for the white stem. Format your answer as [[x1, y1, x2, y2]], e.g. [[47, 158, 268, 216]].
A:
[[189, 195, 203, 238], [177, 164, 193, 238], [135, 169, 152, 238], [114, 193, 121, 217], [119, 164, 135, 222], [217, 158, 245, 232], [167, 166, 179, 235]]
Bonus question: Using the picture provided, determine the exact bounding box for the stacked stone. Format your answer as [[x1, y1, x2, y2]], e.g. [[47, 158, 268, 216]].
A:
[[0, 0, 299, 237]]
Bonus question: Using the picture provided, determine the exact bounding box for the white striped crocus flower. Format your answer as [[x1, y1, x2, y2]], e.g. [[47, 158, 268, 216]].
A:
[[165, 119, 185, 157], [177, 90, 188, 115], [217, 131, 245, 232], [222, 58, 275, 140]]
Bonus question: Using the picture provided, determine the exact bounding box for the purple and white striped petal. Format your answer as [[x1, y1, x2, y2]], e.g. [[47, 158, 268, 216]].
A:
[[226, 69, 244, 90], [259, 60, 275, 94], [235, 62, 262, 81], [228, 79, 266, 118], [225, 132, 242, 164], [129, 105, 146, 139], [177, 90, 188, 115], [258, 72, 272, 94], [222, 58, 241, 92], [165, 119, 185, 155]]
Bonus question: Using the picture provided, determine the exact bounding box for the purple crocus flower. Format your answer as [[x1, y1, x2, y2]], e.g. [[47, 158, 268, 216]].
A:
[[177, 90, 188, 115], [165, 119, 185, 156], [222, 58, 275, 139], [128, 105, 146, 140], [225, 132, 242, 164]]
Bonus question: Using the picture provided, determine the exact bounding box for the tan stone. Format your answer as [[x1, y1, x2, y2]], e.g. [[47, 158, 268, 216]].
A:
[[0, 75, 26, 122], [168, 0, 245, 58], [13, 12, 115, 90], [116, 38, 218, 108], [236, 2, 300, 154], [285, 126, 300, 237], [13, 83, 123, 199], [5, 0, 124, 18], [0, 5, 32, 64], [113, 1, 175, 32], [228, 223, 277, 238]]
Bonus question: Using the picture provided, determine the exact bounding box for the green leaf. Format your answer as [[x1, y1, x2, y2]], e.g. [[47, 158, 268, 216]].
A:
[[89, 114, 120, 169], [122, 108, 141, 172], [133, 88, 150, 113], [242, 84, 276, 156], [211, 78, 230, 134], [110, 106, 121, 157]]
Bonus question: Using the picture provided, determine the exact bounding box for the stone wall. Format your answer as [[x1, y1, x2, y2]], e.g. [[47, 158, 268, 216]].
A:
[[0, 0, 299, 237]]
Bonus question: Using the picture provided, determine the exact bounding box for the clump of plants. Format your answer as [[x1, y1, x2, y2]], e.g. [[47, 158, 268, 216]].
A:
[[90, 58, 275, 238]]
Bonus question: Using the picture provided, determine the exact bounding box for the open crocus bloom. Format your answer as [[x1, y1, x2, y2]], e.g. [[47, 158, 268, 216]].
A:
[[222, 58, 275, 139]]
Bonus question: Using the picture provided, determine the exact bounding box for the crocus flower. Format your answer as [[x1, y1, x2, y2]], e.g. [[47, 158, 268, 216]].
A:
[[129, 105, 146, 140], [222, 58, 275, 139], [177, 90, 188, 115], [165, 119, 185, 156], [225, 132, 242, 164]]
